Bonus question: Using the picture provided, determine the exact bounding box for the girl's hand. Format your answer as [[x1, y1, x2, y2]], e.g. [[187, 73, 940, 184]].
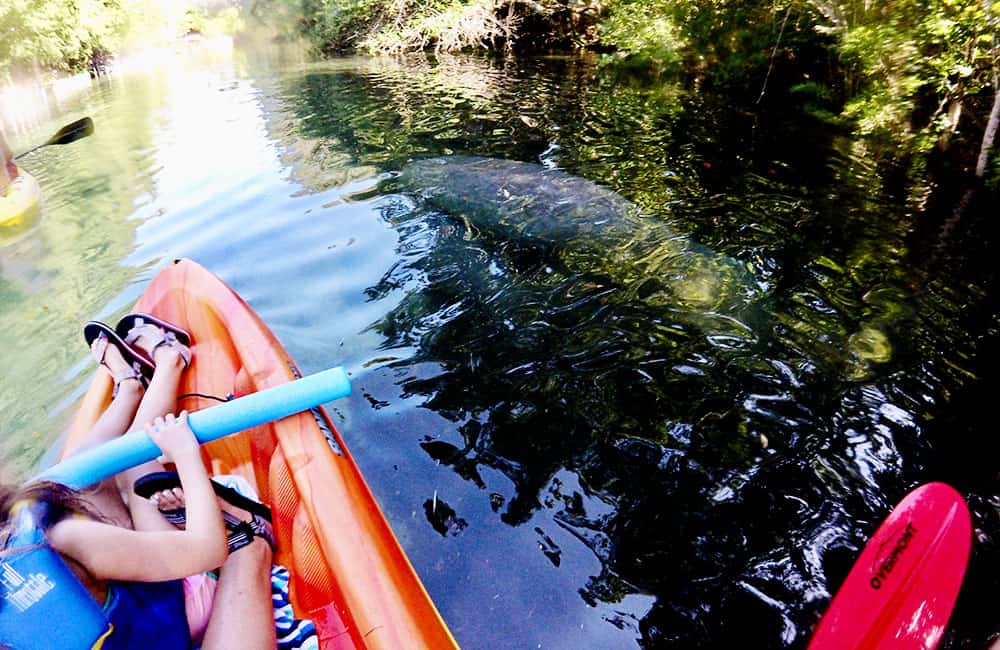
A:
[[144, 412, 200, 464]]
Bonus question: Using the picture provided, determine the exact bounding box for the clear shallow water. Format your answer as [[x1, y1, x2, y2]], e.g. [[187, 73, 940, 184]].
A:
[[2, 48, 999, 648]]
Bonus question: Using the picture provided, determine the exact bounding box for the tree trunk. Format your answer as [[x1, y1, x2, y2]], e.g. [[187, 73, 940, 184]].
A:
[[975, 76, 1000, 178], [977, 0, 998, 178]]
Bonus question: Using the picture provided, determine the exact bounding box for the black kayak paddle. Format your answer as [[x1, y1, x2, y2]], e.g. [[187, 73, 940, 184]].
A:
[[14, 117, 94, 160]]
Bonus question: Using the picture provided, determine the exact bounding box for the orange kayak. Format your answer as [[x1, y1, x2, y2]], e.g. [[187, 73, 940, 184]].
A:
[[62, 259, 458, 650]]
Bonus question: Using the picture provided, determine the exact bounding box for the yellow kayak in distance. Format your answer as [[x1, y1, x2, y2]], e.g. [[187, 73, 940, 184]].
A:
[[0, 171, 42, 245]]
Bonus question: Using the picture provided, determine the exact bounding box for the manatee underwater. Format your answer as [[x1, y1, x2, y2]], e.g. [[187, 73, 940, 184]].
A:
[[398, 155, 759, 316]]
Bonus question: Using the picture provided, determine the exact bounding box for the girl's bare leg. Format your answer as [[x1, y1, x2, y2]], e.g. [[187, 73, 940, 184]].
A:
[[71, 343, 144, 527], [115, 338, 189, 532], [201, 537, 276, 650], [147, 487, 277, 648], [117, 330, 276, 649], [76, 376, 143, 451], [70, 333, 190, 530]]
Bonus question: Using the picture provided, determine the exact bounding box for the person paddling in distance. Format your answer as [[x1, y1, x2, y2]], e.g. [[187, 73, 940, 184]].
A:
[[0, 315, 277, 649], [1, 128, 17, 193]]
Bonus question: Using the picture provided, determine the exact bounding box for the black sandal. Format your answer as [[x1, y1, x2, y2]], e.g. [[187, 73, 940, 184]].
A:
[[115, 313, 191, 347], [85, 321, 153, 391], [122, 322, 191, 370], [134, 471, 275, 552], [134, 471, 272, 522], [226, 513, 276, 553]]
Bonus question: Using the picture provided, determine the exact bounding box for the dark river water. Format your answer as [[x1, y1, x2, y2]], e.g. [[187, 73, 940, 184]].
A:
[[2, 45, 999, 648]]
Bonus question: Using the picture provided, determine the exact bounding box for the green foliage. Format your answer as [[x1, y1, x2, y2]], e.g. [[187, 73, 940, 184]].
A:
[[5, 0, 992, 186], [280, 0, 594, 54], [361, 0, 509, 54], [182, 6, 246, 36], [594, 0, 999, 172], [813, 0, 998, 155], [0, 0, 129, 74], [296, 0, 389, 52], [988, 156, 1000, 192], [838, 23, 922, 138], [182, 8, 209, 34], [0, 1, 246, 77], [599, 0, 685, 68], [118, 0, 186, 52], [599, 0, 831, 94], [789, 81, 832, 102], [215, 6, 247, 35], [789, 81, 844, 123]]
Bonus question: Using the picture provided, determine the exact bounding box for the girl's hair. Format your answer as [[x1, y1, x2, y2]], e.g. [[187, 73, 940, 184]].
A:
[[0, 481, 102, 548]]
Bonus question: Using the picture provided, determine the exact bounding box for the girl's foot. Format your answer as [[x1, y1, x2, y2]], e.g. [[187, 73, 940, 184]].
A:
[[127, 324, 190, 370], [149, 486, 188, 526], [117, 313, 192, 371], [84, 321, 156, 382], [91, 334, 144, 397], [146, 478, 275, 553]]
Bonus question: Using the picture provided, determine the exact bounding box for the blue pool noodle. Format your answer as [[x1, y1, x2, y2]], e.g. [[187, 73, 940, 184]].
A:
[[36, 367, 351, 490]]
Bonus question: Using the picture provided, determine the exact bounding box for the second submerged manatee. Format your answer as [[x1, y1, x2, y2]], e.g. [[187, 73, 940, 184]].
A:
[[399, 155, 757, 313]]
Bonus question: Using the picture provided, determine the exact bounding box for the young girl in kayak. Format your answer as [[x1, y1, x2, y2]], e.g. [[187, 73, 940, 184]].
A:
[[0, 315, 276, 649]]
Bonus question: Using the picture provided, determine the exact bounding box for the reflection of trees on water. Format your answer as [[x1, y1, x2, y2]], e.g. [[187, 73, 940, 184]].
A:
[[362, 198, 806, 642], [0, 74, 168, 476], [271, 54, 913, 375], [365, 207, 989, 643], [265, 54, 1000, 646]]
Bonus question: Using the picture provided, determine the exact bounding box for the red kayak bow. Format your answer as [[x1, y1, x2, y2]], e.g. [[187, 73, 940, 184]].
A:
[[808, 482, 971, 649]]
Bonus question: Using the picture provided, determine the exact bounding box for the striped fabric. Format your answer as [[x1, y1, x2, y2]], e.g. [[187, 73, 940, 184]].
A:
[[271, 565, 318, 649]]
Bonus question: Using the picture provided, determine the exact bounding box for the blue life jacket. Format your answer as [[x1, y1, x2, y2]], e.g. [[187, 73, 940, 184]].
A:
[[102, 579, 188, 650], [0, 500, 189, 650]]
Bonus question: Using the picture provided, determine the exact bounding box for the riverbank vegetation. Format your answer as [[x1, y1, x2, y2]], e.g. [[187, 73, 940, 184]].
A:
[[267, 0, 999, 188], [3, 0, 996, 189], [0, 1, 243, 81]]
